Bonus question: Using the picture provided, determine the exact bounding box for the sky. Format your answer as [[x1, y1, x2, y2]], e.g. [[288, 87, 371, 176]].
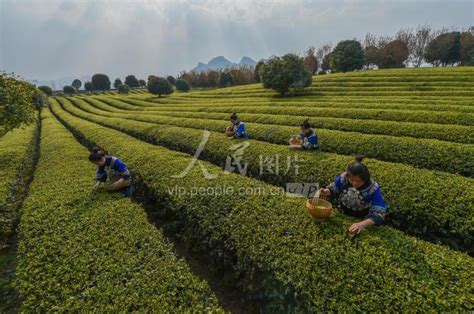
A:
[[0, 0, 473, 83]]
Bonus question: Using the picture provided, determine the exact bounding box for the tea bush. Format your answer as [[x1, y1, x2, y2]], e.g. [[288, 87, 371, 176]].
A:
[[0, 123, 38, 247]]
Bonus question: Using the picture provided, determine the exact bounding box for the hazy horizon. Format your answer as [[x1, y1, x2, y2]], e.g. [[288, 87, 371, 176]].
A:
[[1, 0, 472, 83]]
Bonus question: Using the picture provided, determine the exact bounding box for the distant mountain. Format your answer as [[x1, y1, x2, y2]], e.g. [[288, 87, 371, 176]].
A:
[[239, 56, 257, 67], [191, 56, 257, 72]]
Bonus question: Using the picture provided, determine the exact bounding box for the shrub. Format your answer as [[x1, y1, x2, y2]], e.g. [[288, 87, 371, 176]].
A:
[[261, 54, 312, 96], [37, 85, 53, 96], [49, 99, 474, 311], [175, 79, 190, 92], [15, 108, 221, 311], [138, 79, 146, 87], [91, 73, 111, 91], [147, 77, 173, 97]]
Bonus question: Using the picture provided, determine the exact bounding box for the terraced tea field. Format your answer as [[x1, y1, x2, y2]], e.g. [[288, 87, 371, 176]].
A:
[[3, 67, 473, 311]]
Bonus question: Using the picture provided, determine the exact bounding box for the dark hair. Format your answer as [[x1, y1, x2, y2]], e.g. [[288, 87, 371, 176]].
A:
[[300, 119, 311, 129], [88, 146, 105, 162], [346, 155, 370, 183], [230, 112, 238, 120]]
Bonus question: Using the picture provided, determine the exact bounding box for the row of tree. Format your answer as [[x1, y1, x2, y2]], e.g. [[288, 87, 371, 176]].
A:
[[178, 66, 256, 89], [39, 73, 192, 97], [301, 25, 474, 74]]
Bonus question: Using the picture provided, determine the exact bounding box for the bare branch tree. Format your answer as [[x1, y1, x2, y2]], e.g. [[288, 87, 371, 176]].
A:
[[316, 43, 332, 71], [376, 35, 393, 49], [410, 25, 433, 67], [363, 33, 378, 49], [396, 27, 415, 65]]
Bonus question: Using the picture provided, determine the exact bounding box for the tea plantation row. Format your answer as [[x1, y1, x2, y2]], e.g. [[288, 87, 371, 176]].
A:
[[49, 99, 474, 312]]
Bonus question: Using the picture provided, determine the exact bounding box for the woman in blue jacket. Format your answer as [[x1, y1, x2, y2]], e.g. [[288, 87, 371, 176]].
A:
[[89, 147, 133, 197], [227, 113, 248, 140], [290, 119, 318, 150], [319, 155, 388, 234]]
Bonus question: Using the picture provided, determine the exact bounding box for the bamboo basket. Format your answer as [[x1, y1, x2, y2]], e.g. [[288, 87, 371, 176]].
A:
[[306, 190, 333, 219], [225, 126, 234, 137], [289, 137, 304, 145]]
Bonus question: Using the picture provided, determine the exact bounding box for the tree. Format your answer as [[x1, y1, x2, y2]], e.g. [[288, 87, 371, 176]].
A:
[[260, 53, 312, 96], [364, 46, 379, 68], [377, 39, 409, 68], [217, 72, 234, 88], [148, 75, 158, 82], [425, 31, 461, 66], [72, 79, 82, 90], [396, 27, 415, 63], [147, 77, 173, 97], [316, 43, 332, 71], [38, 85, 53, 96], [0, 73, 37, 134], [138, 79, 146, 87], [303, 46, 318, 74], [167, 76, 176, 85], [460, 32, 474, 65], [331, 40, 365, 72], [254, 60, 265, 82], [63, 85, 76, 94], [84, 81, 93, 91], [321, 52, 333, 72], [118, 84, 130, 94], [124, 75, 139, 88], [91, 73, 111, 90], [410, 24, 435, 67], [176, 79, 190, 92], [363, 33, 378, 49], [206, 71, 219, 87], [114, 78, 123, 89]]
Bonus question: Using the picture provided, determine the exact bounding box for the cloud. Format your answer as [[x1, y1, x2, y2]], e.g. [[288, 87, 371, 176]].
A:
[[1, 0, 472, 82]]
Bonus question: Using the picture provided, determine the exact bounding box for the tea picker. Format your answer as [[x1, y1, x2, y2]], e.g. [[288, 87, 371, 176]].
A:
[[89, 146, 134, 197], [289, 119, 319, 150], [225, 113, 248, 140], [308, 155, 388, 234]]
